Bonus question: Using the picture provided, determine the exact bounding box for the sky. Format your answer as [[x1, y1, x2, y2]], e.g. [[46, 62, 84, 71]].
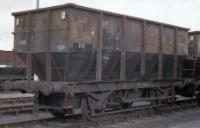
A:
[[0, 0, 200, 50]]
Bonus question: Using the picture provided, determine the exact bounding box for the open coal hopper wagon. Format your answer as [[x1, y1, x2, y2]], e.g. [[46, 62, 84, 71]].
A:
[[8, 3, 200, 120]]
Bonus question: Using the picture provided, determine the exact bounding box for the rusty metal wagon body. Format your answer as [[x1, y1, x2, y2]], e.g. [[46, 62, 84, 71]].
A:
[[11, 4, 199, 119]]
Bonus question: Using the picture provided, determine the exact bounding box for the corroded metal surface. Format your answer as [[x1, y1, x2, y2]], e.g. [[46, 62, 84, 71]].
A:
[[125, 19, 142, 52], [162, 27, 175, 55], [13, 4, 189, 82], [145, 23, 160, 53], [70, 8, 99, 49]]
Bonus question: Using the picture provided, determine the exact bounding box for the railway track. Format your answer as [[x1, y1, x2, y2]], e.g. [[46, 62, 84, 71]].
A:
[[0, 98, 199, 128], [0, 92, 34, 115]]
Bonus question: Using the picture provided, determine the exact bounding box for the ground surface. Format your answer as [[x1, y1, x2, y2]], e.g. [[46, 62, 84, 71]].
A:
[[1, 108, 200, 128], [100, 108, 200, 128]]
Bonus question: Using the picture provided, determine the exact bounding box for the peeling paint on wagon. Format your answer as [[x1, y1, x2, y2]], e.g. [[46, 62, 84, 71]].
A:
[[162, 27, 175, 55], [145, 23, 160, 53], [14, 15, 29, 52], [125, 19, 142, 52], [102, 14, 121, 50], [51, 8, 69, 52], [32, 12, 48, 52], [70, 8, 99, 50]]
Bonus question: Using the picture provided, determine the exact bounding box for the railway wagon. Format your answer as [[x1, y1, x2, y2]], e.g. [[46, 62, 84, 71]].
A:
[[0, 50, 26, 84], [189, 31, 200, 58], [0, 50, 25, 68], [11, 3, 200, 120]]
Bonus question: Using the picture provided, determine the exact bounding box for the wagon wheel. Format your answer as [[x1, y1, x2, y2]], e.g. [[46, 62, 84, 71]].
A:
[[81, 96, 96, 121], [81, 92, 112, 121]]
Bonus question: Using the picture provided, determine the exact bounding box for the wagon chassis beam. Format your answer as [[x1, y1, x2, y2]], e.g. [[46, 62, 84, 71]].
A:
[[74, 80, 180, 94]]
